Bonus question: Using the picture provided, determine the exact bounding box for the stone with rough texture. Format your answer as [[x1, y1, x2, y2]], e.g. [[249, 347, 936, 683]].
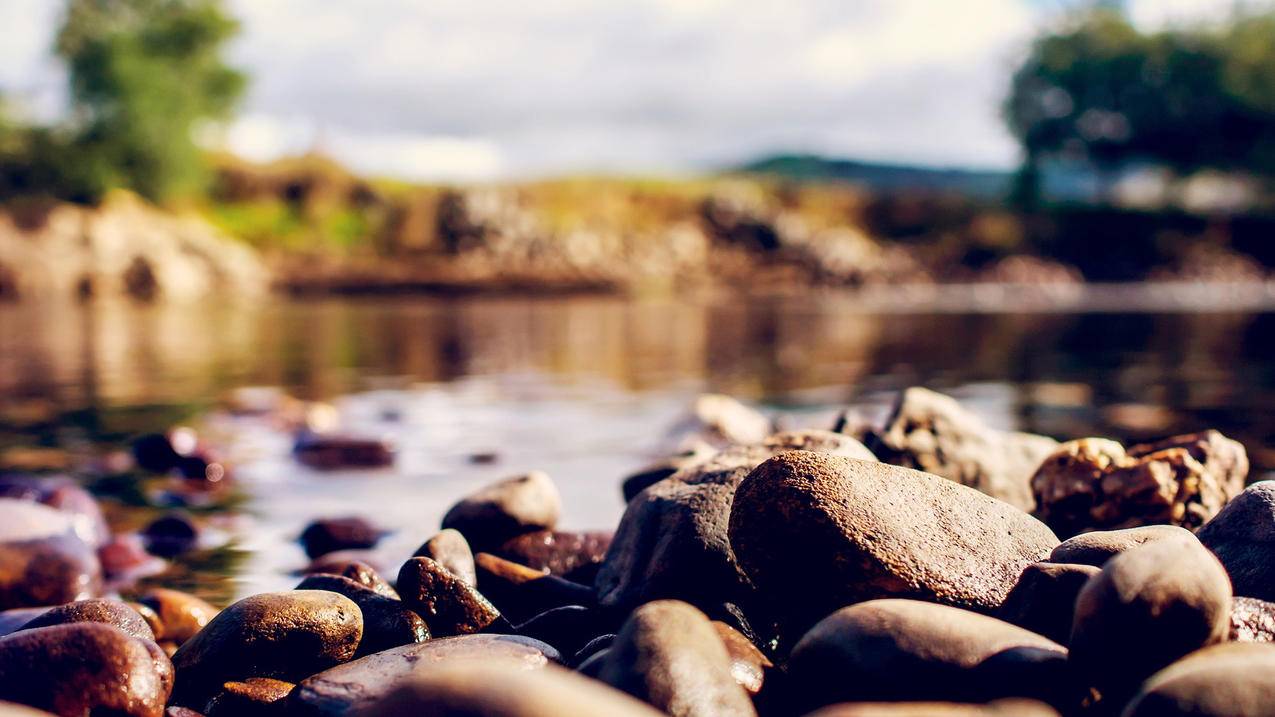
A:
[[1032, 432, 1247, 539], [1199, 481, 1275, 602], [864, 387, 1058, 511], [295, 574, 428, 656], [0, 499, 101, 609], [1231, 596, 1275, 642], [204, 677, 294, 717], [997, 562, 1099, 645], [598, 432, 871, 615], [415, 529, 476, 586], [353, 660, 663, 717], [1069, 536, 1231, 694], [729, 452, 1059, 635], [0, 622, 172, 717], [17, 598, 154, 641], [1048, 525, 1194, 567], [171, 591, 362, 707], [441, 471, 561, 551], [397, 556, 504, 636], [1122, 642, 1275, 717], [290, 634, 559, 716], [599, 600, 756, 717], [787, 600, 1069, 710]]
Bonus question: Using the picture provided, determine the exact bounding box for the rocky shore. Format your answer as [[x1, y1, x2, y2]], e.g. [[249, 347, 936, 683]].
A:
[[0, 387, 1272, 715]]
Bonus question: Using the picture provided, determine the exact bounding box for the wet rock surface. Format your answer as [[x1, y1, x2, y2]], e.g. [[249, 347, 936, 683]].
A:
[[0, 622, 172, 717], [204, 677, 294, 717], [864, 387, 1058, 511], [291, 634, 560, 716], [1068, 535, 1232, 695], [397, 555, 504, 635], [17, 597, 155, 641], [0, 498, 102, 609], [415, 528, 476, 586], [441, 471, 562, 551], [294, 574, 428, 656], [1031, 432, 1247, 538], [787, 599, 1070, 710], [1198, 481, 1275, 601], [729, 452, 1059, 636], [138, 588, 219, 647], [171, 591, 362, 707], [599, 600, 756, 717]]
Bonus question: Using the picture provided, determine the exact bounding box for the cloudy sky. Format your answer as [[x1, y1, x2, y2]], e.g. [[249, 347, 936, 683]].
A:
[[0, 0, 1248, 181]]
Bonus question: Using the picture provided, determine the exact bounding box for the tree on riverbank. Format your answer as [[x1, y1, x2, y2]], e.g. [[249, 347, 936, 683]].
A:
[[0, 0, 244, 204], [1005, 7, 1275, 205]]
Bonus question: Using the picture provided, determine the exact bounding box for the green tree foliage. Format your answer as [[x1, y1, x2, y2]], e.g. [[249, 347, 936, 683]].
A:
[[1006, 8, 1275, 201], [1, 0, 244, 203]]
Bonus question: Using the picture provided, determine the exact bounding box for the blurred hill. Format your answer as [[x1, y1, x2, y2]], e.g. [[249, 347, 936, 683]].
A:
[[738, 154, 1013, 198]]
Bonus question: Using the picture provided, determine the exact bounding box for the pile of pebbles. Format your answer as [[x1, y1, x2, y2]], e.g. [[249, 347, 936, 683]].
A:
[[0, 388, 1272, 716]]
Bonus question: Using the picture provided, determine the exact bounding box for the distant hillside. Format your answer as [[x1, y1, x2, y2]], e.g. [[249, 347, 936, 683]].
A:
[[738, 154, 1013, 198]]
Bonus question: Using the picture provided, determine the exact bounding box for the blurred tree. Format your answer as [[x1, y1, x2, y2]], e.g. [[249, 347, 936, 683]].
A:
[[53, 0, 246, 202], [1005, 8, 1275, 203]]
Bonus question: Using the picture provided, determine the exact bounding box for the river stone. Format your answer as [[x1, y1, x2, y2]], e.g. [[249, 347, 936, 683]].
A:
[[1069, 536, 1231, 694], [139, 588, 219, 646], [1231, 597, 1275, 642], [863, 387, 1058, 511], [0, 622, 172, 717], [300, 517, 384, 559], [295, 574, 428, 656], [1199, 481, 1275, 601], [997, 562, 1099, 645], [204, 677, 294, 717], [415, 528, 476, 587], [290, 634, 559, 716], [805, 700, 1060, 716], [0, 498, 101, 609], [1122, 642, 1275, 716], [354, 660, 664, 717], [729, 452, 1059, 636], [495, 529, 612, 584], [474, 552, 594, 623], [441, 471, 561, 551], [788, 599, 1069, 710], [1048, 525, 1194, 567], [1032, 432, 1247, 539], [397, 556, 504, 635], [171, 590, 362, 707], [17, 598, 154, 641], [598, 432, 870, 616], [713, 621, 772, 695], [599, 600, 756, 717]]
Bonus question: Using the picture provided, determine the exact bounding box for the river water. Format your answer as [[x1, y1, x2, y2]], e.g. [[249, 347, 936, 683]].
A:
[[3, 289, 1275, 600]]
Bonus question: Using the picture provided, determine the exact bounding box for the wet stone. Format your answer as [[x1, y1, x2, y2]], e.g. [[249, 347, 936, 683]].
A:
[[299, 517, 384, 559], [295, 574, 428, 656], [713, 620, 772, 695], [17, 597, 154, 641], [474, 552, 594, 624], [141, 513, 200, 558], [139, 588, 219, 647], [0, 622, 173, 717], [414, 528, 476, 587], [204, 677, 294, 717], [290, 634, 560, 716], [396, 556, 505, 636], [495, 529, 612, 584], [0, 498, 102, 609], [171, 590, 362, 707]]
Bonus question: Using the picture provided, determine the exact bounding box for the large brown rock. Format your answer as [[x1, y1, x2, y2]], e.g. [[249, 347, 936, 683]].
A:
[[1048, 525, 1194, 567], [864, 387, 1058, 511], [1122, 642, 1275, 716], [0, 622, 172, 717], [729, 452, 1059, 635], [397, 556, 504, 635], [0, 499, 101, 609], [17, 598, 154, 641], [1198, 481, 1275, 601], [441, 471, 561, 551], [787, 600, 1070, 710], [290, 634, 560, 716], [295, 574, 428, 656], [353, 660, 663, 717], [1032, 432, 1247, 539], [598, 432, 871, 615], [599, 600, 756, 717], [171, 590, 362, 707], [1069, 536, 1231, 695]]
